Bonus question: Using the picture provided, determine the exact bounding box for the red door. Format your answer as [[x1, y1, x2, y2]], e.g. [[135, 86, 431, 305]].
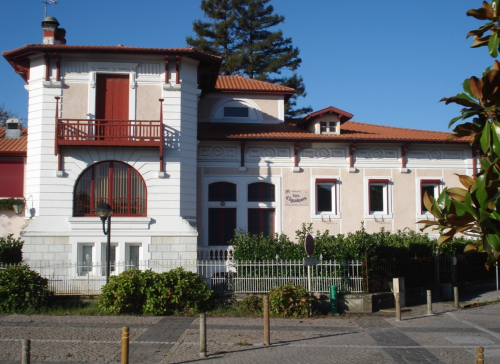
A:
[[95, 74, 129, 138]]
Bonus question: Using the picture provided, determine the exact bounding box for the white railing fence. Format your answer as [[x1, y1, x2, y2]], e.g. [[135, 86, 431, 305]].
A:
[[0, 258, 364, 295]]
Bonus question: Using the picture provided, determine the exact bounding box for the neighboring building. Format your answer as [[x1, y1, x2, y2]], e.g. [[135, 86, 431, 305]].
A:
[[2, 17, 475, 267], [0, 120, 27, 237]]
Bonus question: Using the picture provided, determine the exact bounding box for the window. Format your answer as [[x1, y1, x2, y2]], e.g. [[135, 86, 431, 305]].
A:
[[78, 244, 94, 276], [209, 182, 236, 202], [209, 208, 237, 245], [320, 121, 337, 134], [248, 208, 275, 237], [368, 179, 389, 215], [248, 182, 275, 202], [101, 244, 117, 275], [73, 161, 146, 216], [316, 179, 337, 214], [420, 180, 441, 214], [224, 107, 249, 118], [126, 244, 141, 269]]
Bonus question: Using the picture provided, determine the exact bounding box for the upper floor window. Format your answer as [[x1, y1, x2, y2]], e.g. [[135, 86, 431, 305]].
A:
[[73, 161, 146, 216], [320, 121, 337, 134], [224, 107, 249, 118], [248, 182, 275, 202], [420, 179, 441, 214], [209, 182, 237, 201], [368, 179, 390, 215]]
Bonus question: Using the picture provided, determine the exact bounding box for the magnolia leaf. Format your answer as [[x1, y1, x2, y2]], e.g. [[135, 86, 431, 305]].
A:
[[484, 0, 495, 18], [451, 200, 477, 218], [464, 244, 478, 253], [448, 115, 464, 128], [442, 95, 479, 107], [458, 174, 476, 189], [487, 232, 500, 251], [467, 24, 494, 39], [480, 120, 491, 153], [472, 36, 491, 48], [423, 191, 435, 215], [492, 0, 500, 17], [491, 122, 500, 157], [488, 31, 500, 58], [467, 6, 489, 20], [494, 60, 500, 70], [469, 76, 484, 99], [438, 230, 456, 246], [447, 187, 468, 200]]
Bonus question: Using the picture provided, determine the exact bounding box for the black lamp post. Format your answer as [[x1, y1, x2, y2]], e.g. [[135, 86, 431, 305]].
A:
[[94, 203, 113, 284]]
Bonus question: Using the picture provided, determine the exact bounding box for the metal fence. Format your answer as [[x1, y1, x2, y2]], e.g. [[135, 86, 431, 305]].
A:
[[0, 258, 364, 296]]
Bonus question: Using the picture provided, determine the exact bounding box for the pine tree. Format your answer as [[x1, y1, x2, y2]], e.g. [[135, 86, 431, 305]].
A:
[[187, 0, 311, 119]]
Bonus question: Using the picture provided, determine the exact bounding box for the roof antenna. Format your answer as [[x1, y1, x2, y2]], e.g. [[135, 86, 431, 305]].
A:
[[40, 0, 59, 18]]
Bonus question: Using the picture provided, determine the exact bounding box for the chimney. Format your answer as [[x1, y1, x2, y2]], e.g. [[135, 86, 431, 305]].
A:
[[41, 16, 66, 45], [5, 119, 22, 139]]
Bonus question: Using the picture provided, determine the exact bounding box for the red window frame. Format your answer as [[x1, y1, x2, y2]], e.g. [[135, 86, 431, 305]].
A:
[[248, 208, 275, 237], [316, 179, 337, 214], [368, 179, 390, 214], [73, 161, 147, 217], [420, 179, 441, 214]]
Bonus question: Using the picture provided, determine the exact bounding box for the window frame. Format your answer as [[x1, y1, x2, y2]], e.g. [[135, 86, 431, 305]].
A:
[[366, 178, 392, 218], [208, 181, 237, 202], [315, 178, 338, 215], [224, 106, 249, 118], [419, 179, 442, 216], [248, 208, 275, 237], [319, 121, 337, 134], [248, 182, 275, 202], [77, 243, 94, 276]]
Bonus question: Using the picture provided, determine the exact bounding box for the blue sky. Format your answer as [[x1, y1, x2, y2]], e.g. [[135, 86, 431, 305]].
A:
[[0, 0, 491, 132]]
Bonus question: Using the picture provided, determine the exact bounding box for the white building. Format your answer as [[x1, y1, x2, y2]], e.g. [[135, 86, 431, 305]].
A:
[[1, 17, 475, 267]]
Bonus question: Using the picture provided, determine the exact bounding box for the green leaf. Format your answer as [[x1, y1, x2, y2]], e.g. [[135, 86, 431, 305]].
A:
[[451, 200, 477, 218], [463, 78, 473, 97], [480, 121, 491, 153], [489, 31, 500, 58], [487, 232, 500, 251], [491, 122, 500, 157]]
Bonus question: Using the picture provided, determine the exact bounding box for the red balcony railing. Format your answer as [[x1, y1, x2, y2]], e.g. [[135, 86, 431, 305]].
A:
[[56, 119, 162, 147]]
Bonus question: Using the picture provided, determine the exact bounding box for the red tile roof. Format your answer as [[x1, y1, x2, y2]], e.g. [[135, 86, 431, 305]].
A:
[[198, 121, 472, 144], [298, 106, 354, 126], [216, 75, 295, 92], [0, 127, 28, 155]]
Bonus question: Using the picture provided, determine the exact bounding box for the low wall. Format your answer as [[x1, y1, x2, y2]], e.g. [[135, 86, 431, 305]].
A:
[[0, 210, 24, 238]]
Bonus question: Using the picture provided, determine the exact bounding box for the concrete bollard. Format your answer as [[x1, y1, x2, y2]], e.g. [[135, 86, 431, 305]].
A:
[[396, 292, 401, 321], [200, 313, 207, 358], [21, 339, 30, 364], [121, 327, 129, 364], [263, 295, 270, 345], [454, 286, 459, 309], [427, 290, 433, 315], [475, 346, 484, 364]]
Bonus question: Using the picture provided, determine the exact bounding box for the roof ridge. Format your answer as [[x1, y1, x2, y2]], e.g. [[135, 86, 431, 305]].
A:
[[345, 120, 453, 134]]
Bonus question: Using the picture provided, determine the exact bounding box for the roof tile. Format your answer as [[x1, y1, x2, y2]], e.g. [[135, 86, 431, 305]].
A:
[[0, 127, 28, 154], [215, 75, 295, 93]]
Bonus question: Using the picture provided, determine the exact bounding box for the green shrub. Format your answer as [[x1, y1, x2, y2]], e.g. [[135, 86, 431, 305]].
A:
[[0, 265, 51, 313], [142, 268, 212, 315], [268, 282, 310, 318], [239, 294, 263, 313], [0, 234, 24, 264], [0, 198, 24, 212], [99, 268, 212, 315]]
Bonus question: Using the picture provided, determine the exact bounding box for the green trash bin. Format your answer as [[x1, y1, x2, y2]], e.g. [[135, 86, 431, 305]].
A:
[[330, 285, 339, 315]]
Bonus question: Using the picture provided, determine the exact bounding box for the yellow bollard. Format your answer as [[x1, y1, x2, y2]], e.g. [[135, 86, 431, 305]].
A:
[[121, 326, 129, 364], [475, 347, 484, 364]]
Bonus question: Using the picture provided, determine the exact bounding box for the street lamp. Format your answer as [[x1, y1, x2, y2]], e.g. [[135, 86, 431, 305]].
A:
[[94, 203, 113, 284], [12, 200, 25, 215]]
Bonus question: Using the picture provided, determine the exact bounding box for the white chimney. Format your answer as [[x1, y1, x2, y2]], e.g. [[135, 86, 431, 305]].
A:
[[41, 16, 66, 45], [5, 118, 22, 139]]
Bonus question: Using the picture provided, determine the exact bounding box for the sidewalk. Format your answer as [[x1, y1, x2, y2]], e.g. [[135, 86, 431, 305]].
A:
[[0, 288, 499, 364]]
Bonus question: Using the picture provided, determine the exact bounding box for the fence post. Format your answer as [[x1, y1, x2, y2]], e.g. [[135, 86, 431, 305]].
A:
[[121, 327, 129, 364], [475, 347, 484, 364], [21, 339, 30, 364], [395, 292, 401, 321], [200, 313, 207, 358], [427, 290, 433, 315], [434, 252, 440, 284], [263, 295, 270, 345], [364, 252, 370, 294]]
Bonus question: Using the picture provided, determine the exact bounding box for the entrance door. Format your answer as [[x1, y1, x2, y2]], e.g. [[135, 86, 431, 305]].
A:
[[95, 74, 129, 138]]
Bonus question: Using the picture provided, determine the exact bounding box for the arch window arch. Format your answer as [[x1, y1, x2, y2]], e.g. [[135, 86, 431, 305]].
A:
[[73, 161, 147, 216], [248, 182, 275, 202]]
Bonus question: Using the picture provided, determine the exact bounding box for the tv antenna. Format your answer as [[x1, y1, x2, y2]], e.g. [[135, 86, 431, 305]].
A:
[[40, 0, 59, 18]]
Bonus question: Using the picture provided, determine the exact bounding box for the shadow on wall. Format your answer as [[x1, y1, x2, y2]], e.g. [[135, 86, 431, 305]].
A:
[[0, 210, 24, 238]]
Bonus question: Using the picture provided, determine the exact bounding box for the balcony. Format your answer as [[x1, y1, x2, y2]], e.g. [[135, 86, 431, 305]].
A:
[[56, 119, 162, 147]]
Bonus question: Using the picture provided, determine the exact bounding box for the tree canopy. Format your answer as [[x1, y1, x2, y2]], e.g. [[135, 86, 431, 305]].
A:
[[187, 0, 312, 119], [0, 104, 19, 127]]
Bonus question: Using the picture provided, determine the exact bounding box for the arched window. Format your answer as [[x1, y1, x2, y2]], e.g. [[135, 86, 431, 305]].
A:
[[209, 182, 236, 201], [73, 161, 147, 216], [248, 182, 275, 202]]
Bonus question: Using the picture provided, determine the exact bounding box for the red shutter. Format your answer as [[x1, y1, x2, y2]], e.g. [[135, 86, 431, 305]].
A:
[[0, 159, 24, 197]]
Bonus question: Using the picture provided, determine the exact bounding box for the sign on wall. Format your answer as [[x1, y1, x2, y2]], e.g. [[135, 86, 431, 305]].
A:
[[284, 190, 309, 206]]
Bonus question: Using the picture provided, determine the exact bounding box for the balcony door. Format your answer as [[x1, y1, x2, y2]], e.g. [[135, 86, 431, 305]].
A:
[[95, 74, 129, 138]]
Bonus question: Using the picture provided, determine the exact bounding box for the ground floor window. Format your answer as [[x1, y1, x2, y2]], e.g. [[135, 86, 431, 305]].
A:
[[209, 208, 237, 245], [101, 244, 117, 275], [368, 179, 389, 215], [420, 180, 441, 214], [248, 208, 275, 237]]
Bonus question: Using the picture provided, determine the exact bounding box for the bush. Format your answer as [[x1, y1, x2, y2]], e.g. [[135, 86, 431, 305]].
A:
[[239, 294, 263, 313], [0, 265, 51, 313], [268, 282, 310, 318], [99, 268, 212, 315], [0, 234, 24, 264]]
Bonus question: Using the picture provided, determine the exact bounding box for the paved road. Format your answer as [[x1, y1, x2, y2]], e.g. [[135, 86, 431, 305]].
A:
[[1, 295, 499, 364]]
